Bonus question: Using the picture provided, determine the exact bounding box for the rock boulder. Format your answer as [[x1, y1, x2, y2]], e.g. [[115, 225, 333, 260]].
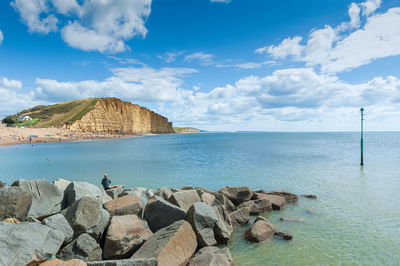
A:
[[0, 222, 64, 266], [188, 246, 233, 266], [239, 198, 272, 215], [104, 195, 143, 216], [87, 259, 157, 266], [219, 186, 254, 205], [103, 215, 153, 260], [105, 185, 125, 199], [254, 193, 286, 210], [266, 192, 298, 204], [64, 182, 112, 207], [168, 190, 201, 212], [42, 213, 74, 243], [143, 196, 186, 232], [58, 233, 102, 262], [0, 186, 32, 221], [186, 202, 218, 247], [132, 220, 197, 266], [12, 179, 63, 218], [244, 216, 275, 242], [229, 207, 250, 227], [213, 205, 233, 244]]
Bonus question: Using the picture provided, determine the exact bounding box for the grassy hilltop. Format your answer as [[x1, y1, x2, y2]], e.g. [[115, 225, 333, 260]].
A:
[[3, 98, 98, 128]]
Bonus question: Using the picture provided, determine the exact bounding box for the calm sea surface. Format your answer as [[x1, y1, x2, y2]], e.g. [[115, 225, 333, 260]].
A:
[[1, 132, 399, 265]]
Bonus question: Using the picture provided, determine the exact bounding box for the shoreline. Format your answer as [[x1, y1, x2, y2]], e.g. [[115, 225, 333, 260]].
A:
[[0, 125, 158, 147]]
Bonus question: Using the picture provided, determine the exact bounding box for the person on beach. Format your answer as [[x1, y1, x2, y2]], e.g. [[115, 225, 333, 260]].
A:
[[101, 174, 117, 190]]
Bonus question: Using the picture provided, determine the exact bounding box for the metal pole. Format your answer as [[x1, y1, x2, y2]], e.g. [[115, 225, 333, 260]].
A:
[[360, 108, 364, 166]]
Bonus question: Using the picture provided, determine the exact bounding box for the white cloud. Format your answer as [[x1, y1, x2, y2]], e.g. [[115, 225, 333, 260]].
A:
[[0, 30, 3, 45], [11, 0, 152, 53], [255, 0, 399, 74], [35, 66, 197, 103], [185, 52, 215, 65], [158, 51, 185, 63], [0, 78, 23, 90], [216, 61, 275, 69]]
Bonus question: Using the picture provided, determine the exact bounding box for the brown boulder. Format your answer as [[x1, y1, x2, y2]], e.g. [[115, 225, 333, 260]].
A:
[[104, 195, 143, 216], [104, 215, 152, 259], [244, 216, 275, 242], [168, 190, 201, 212], [188, 246, 233, 266], [219, 186, 254, 205], [254, 193, 285, 210], [239, 199, 272, 215], [132, 220, 197, 266], [266, 192, 298, 203], [229, 207, 250, 228]]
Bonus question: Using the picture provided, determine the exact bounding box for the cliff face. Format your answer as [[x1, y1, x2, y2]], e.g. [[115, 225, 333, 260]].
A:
[[68, 98, 174, 134], [174, 127, 200, 133]]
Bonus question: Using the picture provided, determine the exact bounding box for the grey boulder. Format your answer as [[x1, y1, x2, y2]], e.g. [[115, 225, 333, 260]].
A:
[[187, 202, 218, 248], [42, 213, 74, 243], [0, 186, 32, 221], [58, 233, 102, 262], [87, 259, 157, 266], [105, 185, 125, 199], [0, 222, 64, 266], [188, 246, 233, 266], [62, 197, 103, 237], [154, 187, 173, 201], [219, 186, 254, 205], [64, 182, 112, 207], [143, 196, 186, 232], [213, 205, 233, 244], [239, 198, 272, 215], [12, 179, 63, 218]]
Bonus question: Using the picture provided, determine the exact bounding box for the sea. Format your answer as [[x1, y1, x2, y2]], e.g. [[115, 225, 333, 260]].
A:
[[1, 132, 399, 265]]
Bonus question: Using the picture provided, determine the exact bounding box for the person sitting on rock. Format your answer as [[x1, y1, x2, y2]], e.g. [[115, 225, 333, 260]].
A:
[[101, 174, 116, 190]]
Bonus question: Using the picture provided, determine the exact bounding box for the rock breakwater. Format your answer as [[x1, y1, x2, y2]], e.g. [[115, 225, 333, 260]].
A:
[[0, 180, 312, 265]]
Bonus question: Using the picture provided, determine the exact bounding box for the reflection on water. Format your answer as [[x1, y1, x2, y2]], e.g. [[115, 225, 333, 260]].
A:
[[1, 132, 399, 264]]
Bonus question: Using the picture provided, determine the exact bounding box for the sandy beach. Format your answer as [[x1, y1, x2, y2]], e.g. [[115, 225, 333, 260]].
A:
[[0, 124, 147, 146]]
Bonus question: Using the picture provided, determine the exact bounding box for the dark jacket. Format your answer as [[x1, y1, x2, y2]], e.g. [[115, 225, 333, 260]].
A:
[[102, 177, 111, 190]]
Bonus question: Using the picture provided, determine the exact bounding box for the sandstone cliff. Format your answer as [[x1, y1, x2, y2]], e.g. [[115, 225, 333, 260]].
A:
[[174, 127, 201, 133], [68, 98, 174, 134]]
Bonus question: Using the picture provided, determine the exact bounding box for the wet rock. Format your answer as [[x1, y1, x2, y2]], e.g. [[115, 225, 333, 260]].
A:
[[219, 186, 254, 205], [62, 197, 102, 237], [0, 186, 32, 221], [154, 187, 173, 201], [213, 205, 233, 244], [143, 196, 186, 232], [266, 192, 298, 204], [104, 195, 143, 216], [87, 258, 157, 266], [12, 179, 63, 218], [279, 217, 307, 223], [0, 222, 64, 266], [274, 231, 293, 240], [244, 216, 275, 242], [239, 199, 272, 215], [105, 185, 125, 199], [103, 215, 153, 260], [254, 192, 286, 210], [168, 190, 201, 212], [40, 258, 87, 266], [187, 202, 218, 247], [302, 194, 317, 199], [132, 220, 197, 266], [64, 182, 112, 207], [58, 233, 102, 262], [229, 207, 250, 228], [42, 213, 74, 243], [188, 246, 233, 266]]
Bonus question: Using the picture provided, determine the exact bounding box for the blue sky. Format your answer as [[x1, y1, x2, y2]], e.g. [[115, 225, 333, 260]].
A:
[[1, 0, 400, 131]]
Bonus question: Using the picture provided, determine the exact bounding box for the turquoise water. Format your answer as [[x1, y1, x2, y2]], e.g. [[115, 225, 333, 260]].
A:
[[1, 132, 400, 265]]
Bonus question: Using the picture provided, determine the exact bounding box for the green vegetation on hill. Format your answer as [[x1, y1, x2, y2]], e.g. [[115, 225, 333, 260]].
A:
[[3, 98, 98, 128]]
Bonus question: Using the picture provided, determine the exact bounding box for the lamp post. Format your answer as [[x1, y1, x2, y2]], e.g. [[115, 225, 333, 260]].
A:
[[360, 107, 364, 166]]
